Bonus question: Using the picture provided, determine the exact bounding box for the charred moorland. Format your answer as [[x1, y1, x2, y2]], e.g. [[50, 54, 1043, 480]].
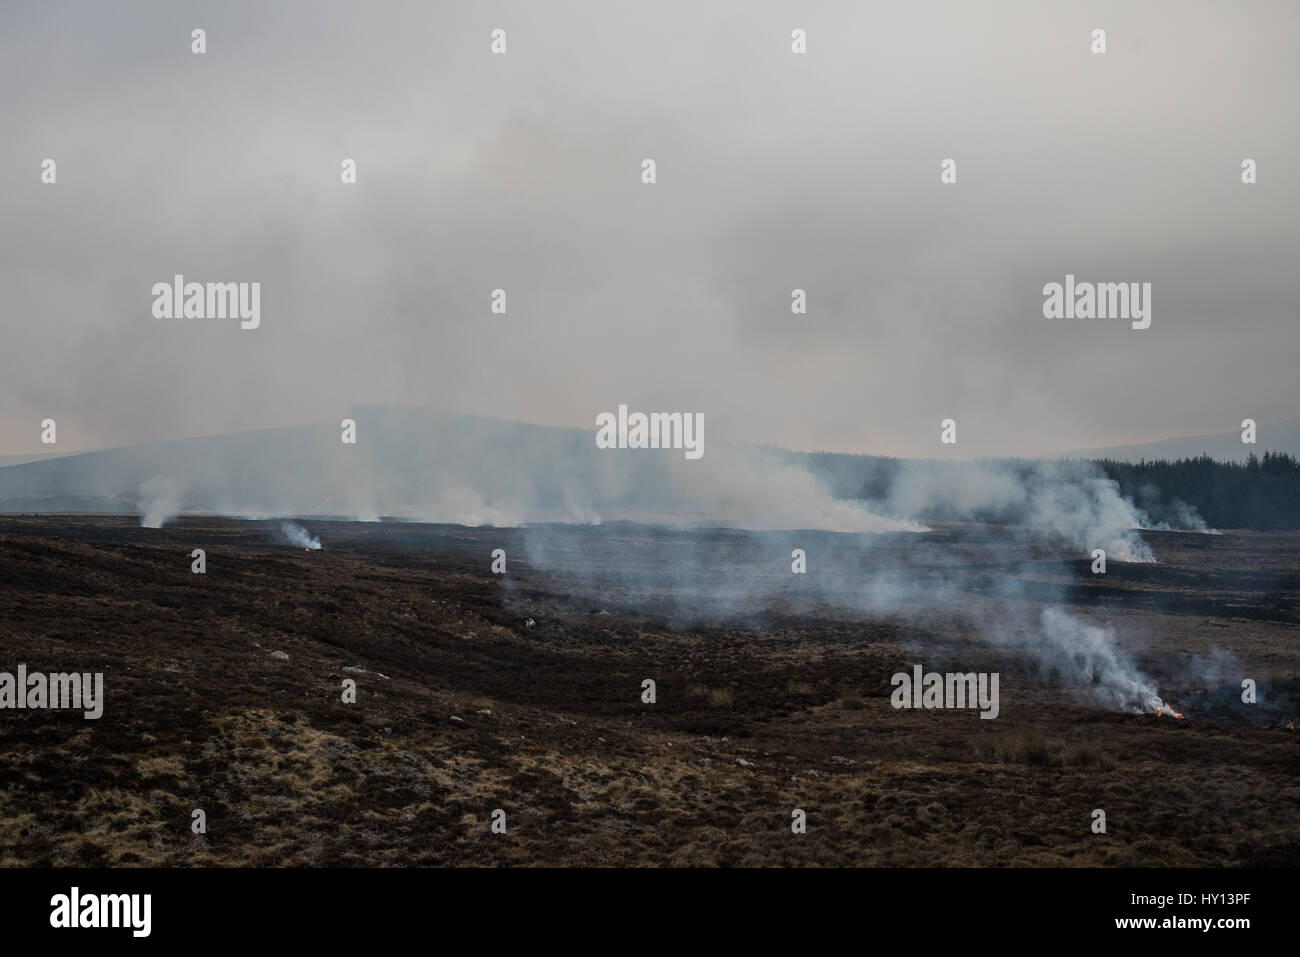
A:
[[0, 515, 1296, 866]]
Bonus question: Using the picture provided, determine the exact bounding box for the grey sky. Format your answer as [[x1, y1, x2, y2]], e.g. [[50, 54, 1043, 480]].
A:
[[2, 0, 1296, 458]]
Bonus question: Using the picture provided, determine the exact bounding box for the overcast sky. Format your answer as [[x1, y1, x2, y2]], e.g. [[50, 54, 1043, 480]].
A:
[[2, 0, 1296, 458]]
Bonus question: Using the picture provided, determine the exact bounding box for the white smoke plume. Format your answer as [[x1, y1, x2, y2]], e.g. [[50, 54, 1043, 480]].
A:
[[138, 475, 182, 528], [1140, 497, 1221, 534], [277, 521, 321, 550], [1034, 607, 1163, 713], [883, 458, 1157, 561], [652, 445, 925, 533]]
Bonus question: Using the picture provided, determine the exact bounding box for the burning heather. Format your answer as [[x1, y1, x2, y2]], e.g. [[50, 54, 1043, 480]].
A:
[[1152, 700, 1185, 719]]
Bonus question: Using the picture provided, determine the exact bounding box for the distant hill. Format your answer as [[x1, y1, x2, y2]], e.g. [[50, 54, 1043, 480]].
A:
[[0, 409, 596, 521], [0, 407, 704, 525], [1, 407, 1295, 530], [0, 450, 90, 468], [1059, 420, 1300, 463]]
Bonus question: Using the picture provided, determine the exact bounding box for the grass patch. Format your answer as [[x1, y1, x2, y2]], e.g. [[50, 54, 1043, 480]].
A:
[[973, 731, 1116, 770]]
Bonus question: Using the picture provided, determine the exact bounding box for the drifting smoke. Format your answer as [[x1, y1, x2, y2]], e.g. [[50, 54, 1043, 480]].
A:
[[652, 445, 924, 533], [515, 523, 1219, 715], [1137, 491, 1221, 534], [880, 458, 1162, 561], [511, 459, 1224, 717], [1034, 607, 1164, 713], [138, 475, 182, 528], [277, 522, 321, 550], [0, 407, 1212, 549], [1172, 647, 1245, 689], [2, 409, 1234, 715]]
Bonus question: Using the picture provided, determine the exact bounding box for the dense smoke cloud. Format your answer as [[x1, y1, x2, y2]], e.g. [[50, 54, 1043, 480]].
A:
[[0, 2, 1296, 459], [0, 407, 1210, 547]]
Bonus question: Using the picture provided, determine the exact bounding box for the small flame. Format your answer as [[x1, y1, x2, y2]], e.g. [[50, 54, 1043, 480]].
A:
[[1151, 700, 1184, 719]]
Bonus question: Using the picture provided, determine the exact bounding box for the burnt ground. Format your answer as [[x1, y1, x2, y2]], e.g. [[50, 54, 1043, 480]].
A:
[[0, 515, 1296, 867]]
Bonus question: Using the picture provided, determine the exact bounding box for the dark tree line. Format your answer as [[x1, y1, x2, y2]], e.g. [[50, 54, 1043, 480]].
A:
[[1094, 451, 1300, 531]]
